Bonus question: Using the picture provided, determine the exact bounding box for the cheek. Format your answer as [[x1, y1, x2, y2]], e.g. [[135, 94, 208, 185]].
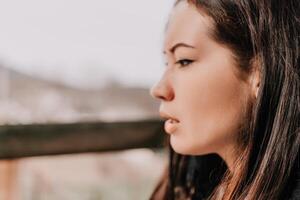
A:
[[171, 64, 249, 155]]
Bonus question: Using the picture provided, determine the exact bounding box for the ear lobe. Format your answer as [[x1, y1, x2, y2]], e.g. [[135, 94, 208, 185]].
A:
[[253, 72, 260, 99], [249, 60, 261, 99]]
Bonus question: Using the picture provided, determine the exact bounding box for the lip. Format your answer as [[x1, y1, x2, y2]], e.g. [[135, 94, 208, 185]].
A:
[[164, 118, 179, 134], [159, 111, 180, 123]]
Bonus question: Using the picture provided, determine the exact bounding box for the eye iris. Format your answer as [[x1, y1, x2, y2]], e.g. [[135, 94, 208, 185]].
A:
[[182, 60, 189, 65], [178, 59, 192, 66]]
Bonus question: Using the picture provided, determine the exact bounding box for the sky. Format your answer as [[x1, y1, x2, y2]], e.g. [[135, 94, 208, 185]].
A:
[[0, 0, 174, 89]]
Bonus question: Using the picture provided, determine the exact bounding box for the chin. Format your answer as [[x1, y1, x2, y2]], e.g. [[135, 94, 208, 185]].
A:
[[170, 138, 212, 156], [171, 143, 213, 156]]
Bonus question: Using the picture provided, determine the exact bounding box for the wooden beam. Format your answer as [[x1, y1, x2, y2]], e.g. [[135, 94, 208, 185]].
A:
[[0, 119, 166, 159]]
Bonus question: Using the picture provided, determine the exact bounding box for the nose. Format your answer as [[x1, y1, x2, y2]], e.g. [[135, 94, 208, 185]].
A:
[[150, 76, 174, 101]]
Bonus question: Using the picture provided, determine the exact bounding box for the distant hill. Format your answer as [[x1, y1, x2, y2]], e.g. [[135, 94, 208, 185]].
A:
[[0, 66, 159, 125]]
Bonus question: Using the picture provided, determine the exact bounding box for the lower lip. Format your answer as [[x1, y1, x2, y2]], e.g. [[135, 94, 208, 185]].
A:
[[164, 119, 180, 134]]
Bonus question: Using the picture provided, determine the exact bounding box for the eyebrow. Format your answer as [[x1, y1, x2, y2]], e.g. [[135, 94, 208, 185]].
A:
[[163, 43, 196, 54]]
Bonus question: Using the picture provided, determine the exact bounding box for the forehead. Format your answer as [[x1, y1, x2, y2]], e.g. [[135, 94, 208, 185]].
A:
[[164, 1, 214, 50]]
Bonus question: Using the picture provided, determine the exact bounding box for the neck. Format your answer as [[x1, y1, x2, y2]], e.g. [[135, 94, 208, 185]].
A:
[[217, 143, 239, 173]]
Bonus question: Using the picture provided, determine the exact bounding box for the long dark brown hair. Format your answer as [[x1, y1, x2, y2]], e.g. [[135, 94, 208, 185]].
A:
[[150, 0, 300, 199]]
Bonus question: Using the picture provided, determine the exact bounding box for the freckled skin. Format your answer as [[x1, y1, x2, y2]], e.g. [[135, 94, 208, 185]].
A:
[[150, 2, 255, 169]]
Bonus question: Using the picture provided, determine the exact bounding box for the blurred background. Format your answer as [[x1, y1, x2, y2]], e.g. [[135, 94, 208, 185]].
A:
[[0, 0, 174, 199]]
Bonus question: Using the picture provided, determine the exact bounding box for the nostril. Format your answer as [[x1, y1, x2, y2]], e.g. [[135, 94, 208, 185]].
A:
[[157, 91, 174, 101], [151, 87, 166, 101], [157, 95, 167, 101]]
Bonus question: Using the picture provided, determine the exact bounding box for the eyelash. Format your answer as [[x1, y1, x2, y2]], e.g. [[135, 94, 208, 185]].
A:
[[175, 59, 194, 67]]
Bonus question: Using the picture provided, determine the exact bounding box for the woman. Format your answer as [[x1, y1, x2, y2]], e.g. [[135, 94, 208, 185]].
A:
[[150, 0, 299, 199]]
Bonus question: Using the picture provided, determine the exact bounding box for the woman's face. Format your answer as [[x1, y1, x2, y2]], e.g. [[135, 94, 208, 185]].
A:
[[150, 2, 254, 161]]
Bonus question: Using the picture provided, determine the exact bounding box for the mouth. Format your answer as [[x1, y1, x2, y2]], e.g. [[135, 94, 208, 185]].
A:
[[159, 111, 180, 123], [159, 111, 180, 134], [166, 118, 179, 123]]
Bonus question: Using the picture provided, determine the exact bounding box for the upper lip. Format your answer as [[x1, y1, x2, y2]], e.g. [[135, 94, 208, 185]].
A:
[[159, 111, 180, 122]]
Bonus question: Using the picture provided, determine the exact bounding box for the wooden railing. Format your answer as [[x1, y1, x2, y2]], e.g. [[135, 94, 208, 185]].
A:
[[0, 118, 166, 199], [0, 118, 166, 159]]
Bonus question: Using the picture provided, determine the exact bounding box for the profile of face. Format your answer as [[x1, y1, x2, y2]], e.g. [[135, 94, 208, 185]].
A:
[[150, 2, 259, 163]]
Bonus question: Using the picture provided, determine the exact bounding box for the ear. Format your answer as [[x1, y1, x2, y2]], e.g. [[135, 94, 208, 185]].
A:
[[249, 59, 261, 99]]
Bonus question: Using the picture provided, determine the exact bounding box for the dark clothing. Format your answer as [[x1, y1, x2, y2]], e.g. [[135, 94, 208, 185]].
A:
[[286, 166, 300, 200], [150, 156, 300, 200], [189, 155, 300, 200]]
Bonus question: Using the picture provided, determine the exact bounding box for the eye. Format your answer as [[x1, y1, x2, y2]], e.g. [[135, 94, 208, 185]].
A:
[[175, 59, 194, 67]]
